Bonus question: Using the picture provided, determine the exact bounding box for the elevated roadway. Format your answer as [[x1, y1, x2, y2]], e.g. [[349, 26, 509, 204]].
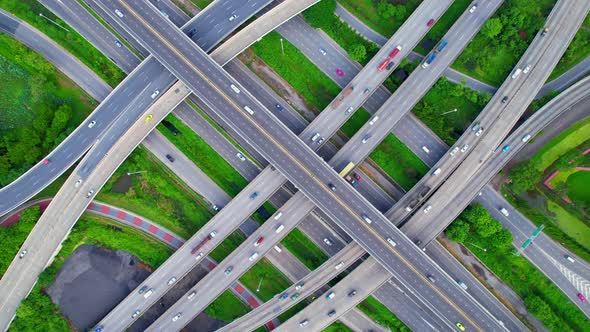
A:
[[100, 1, 506, 330]]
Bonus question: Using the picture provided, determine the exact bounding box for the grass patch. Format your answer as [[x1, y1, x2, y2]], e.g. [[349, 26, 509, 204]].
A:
[[566, 171, 590, 204], [190, 0, 214, 9], [337, 0, 420, 38], [341, 108, 372, 137], [547, 200, 590, 250], [98, 148, 212, 239], [323, 320, 353, 332], [549, 16, 590, 80], [158, 114, 249, 197], [369, 134, 428, 190], [239, 258, 291, 301], [249, 31, 341, 113], [281, 228, 328, 270], [413, 77, 490, 144], [209, 231, 246, 262], [0, 34, 97, 187], [452, 0, 556, 85], [10, 213, 174, 330], [0, 0, 124, 86], [204, 290, 251, 322], [531, 117, 590, 170], [357, 296, 410, 331]]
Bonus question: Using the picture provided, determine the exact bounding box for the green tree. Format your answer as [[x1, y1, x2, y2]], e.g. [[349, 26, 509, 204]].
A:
[[303, 0, 336, 29], [509, 161, 542, 193], [377, 1, 395, 19], [348, 44, 366, 62], [445, 220, 470, 243], [554, 149, 581, 171], [490, 229, 513, 248], [481, 17, 503, 39]]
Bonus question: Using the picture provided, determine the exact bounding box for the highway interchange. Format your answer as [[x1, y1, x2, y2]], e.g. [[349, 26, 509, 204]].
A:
[[0, 0, 589, 331]]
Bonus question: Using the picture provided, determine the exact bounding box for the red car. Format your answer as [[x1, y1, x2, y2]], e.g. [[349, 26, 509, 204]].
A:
[[353, 173, 361, 181], [254, 237, 264, 247], [335, 68, 344, 76], [427, 19, 435, 27], [578, 293, 587, 302], [43, 159, 50, 165], [378, 59, 389, 71]]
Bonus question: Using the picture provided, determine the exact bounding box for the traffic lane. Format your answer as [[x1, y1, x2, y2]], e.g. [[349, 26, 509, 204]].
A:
[[275, 258, 392, 331], [404, 0, 585, 241], [43, 0, 139, 72], [218, 243, 365, 332], [147, 194, 316, 330], [85, 0, 150, 56], [115, 2, 502, 328], [97, 168, 289, 329], [184, 0, 273, 52], [147, 0, 188, 27], [427, 241, 527, 331]]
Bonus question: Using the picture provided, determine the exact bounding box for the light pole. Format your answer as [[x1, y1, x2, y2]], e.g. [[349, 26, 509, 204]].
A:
[[256, 277, 264, 292], [39, 13, 70, 32], [441, 108, 458, 116], [468, 242, 487, 252], [279, 38, 284, 55], [127, 170, 147, 176]]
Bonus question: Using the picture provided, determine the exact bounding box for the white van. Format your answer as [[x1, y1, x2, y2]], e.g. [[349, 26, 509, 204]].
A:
[[500, 207, 509, 216], [230, 84, 241, 94], [457, 280, 468, 290], [273, 245, 282, 253], [311, 133, 321, 142], [422, 146, 430, 154], [432, 168, 441, 176], [369, 116, 379, 126], [362, 215, 372, 224], [565, 255, 575, 263], [275, 224, 285, 233], [387, 238, 397, 247], [249, 253, 259, 261], [143, 288, 155, 299], [511, 68, 522, 79], [274, 212, 283, 220], [244, 106, 254, 115]]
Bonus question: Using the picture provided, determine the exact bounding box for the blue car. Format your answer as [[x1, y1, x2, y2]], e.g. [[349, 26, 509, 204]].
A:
[[280, 293, 289, 300], [275, 103, 284, 112], [502, 145, 511, 152], [94, 326, 104, 332]]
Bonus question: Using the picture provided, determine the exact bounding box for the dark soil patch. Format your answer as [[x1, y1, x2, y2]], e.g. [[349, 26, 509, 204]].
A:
[[112, 174, 133, 193]]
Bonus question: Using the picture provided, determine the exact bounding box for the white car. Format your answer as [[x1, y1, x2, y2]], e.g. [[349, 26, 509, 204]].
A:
[[115, 9, 124, 18], [195, 252, 204, 259], [19, 249, 28, 258], [335, 262, 344, 270], [475, 128, 484, 136], [460, 144, 469, 153], [450, 146, 459, 156], [523, 65, 531, 74], [469, 5, 477, 13], [521, 134, 531, 142], [167, 277, 177, 285], [88, 120, 96, 128], [323, 238, 333, 246], [187, 291, 197, 300], [236, 152, 246, 161], [387, 238, 397, 247], [75, 179, 83, 188], [423, 205, 432, 214], [172, 313, 182, 322], [132, 310, 140, 319], [228, 14, 237, 21], [295, 282, 305, 290], [319, 48, 327, 55], [151, 90, 160, 99]]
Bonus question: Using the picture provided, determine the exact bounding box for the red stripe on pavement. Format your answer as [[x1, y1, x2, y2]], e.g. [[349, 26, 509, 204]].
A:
[[163, 233, 174, 242], [247, 296, 259, 308], [148, 224, 158, 234], [100, 204, 110, 214], [88, 202, 96, 210], [132, 217, 143, 226], [234, 284, 245, 294], [116, 210, 127, 220]]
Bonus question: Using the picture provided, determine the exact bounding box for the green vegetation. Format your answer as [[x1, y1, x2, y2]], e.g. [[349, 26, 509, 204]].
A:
[[531, 118, 590, 170], [357, 296, 410, 331], [445, 205, 589, 331], [567, 171, 590, 204], [453, 0, 556, 85], [338, 0, 420, 37], [204, 290, 251, 322], [249, 31, 341, 113], [99, 148, 212, 239], [341, 109, 371, 137], [158, 114, 249, 196], [278, 301, 307, 323], [0, 206, 41, 277], [369, 134, 428, 190], [239, 258, 291, 301], [413, 77, 491, 145], [10, 213, 173, 330], [323, 321, 353, 332], [190, 0, 214, 9], [0, 0, 124, 86], [209, 232, 245, 262], [282, 228, 328, 270], [547, 200, 590, 249], [0, 35, 97, 187], [549, 15, 590, 80], [303, 0, 378, 65]]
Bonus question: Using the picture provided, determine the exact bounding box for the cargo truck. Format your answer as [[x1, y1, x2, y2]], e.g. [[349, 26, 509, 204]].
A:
[[421, 53, 437, 68]]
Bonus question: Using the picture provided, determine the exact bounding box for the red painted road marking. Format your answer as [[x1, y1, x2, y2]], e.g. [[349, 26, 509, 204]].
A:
[[234, 284, 245, 294], [247, 296, 259, 308], [132, 217, 143, 226], [117, 210, 126, 219], [163, 233, 174, 243], [148, 224, 158, 234], [100, 204, 110, 214]]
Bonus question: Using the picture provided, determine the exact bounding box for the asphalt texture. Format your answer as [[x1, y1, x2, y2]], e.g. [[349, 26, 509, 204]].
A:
[[46, 245, 151, 330]]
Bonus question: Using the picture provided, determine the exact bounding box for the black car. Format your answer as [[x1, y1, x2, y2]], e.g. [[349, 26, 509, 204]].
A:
[[501, 96, 509, 104], [166, 154, 175, 162], [348, 290, 357, 297], [386, 61, 395, 70], [328, 310, 336, 317]]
